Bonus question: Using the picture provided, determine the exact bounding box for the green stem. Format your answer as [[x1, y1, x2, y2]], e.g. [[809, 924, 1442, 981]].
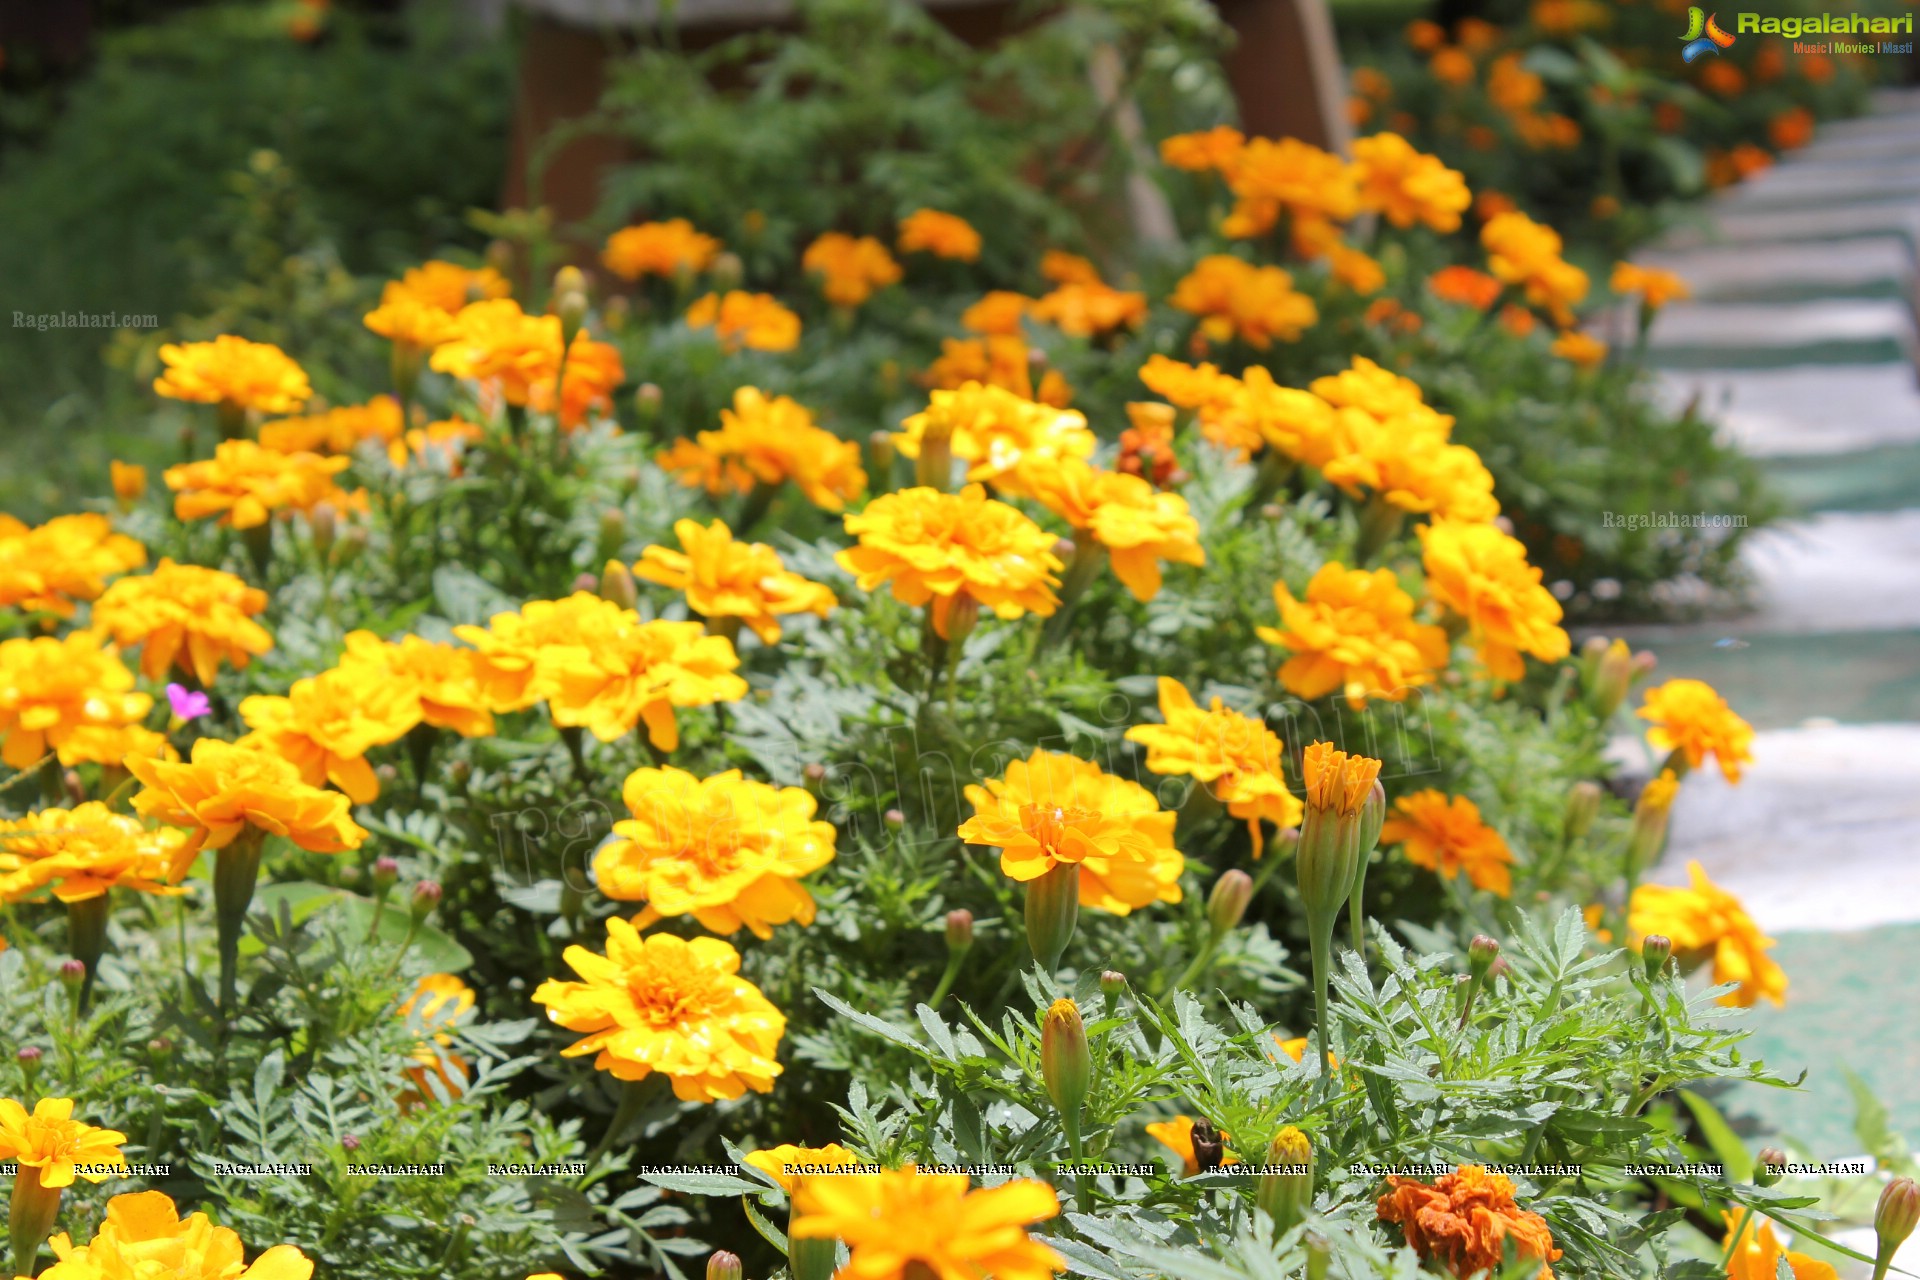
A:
[[1719, 1205, 1755, 1272], [591, 1076, 664, 1162], [66, 894, 110, 1013], [213, 830, 267, 1029], [928, 954, 965, 1009], [1348, 852, 1371, 966], [1308, 911, 1336, 1096], [1174, 936, 1220, 992], [1062, 1107, 1092, 1214]]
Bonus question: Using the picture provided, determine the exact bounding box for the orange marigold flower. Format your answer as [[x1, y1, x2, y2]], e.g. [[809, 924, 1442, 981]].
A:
[[164, 440, 351, 530], [91, 559, 272, 685], [1729, 142, 1774, 179], [1381, 790, 1515, 895], [1482, 212, 1589, 325], [0, 513, 146, 619], [1722, 1211, 1835, 1279], [259, 397, 404, 455], [364, 283, 464, 351], [1117, 402, 1180, 488], [1631, 860, 1786, 1006], [684, 290, 802, 352], [1315, 360, 1499, 522], [1768, 108, 1814, 151], [392, 418, 484, 472], [1351, 132, 1472, 232], [1456, 18, 1502, 51], [836, 484, 1062, 639], [894, 382, 1094, 494], [1430, 266, 1502, 309], [1125, 676, 1303, 844], [128, 738, 368, 858], [1158, 125, 1247, 173], [44, 1190, 314, 1280], [1486, 53, 1544, 113], [153, 337, 311, 416], [1610, 262, 1690, 310], [0, 630, 152, 771], [744, 1143, 864, 1193], [1217, 136, 1360, 238], [1028, 278, 1148, 338], [1328, 243, 1387, 295], [111, 461, 148, 504], [601, 218, 722, 281], [430, 299, 622, 425], [790, 1169, 1064, 1280], [238, 666, 421, 805], [1138, 355, 1242, 417], [1353, 67, 1394, 101], [0, 803, 193, 905], [1498, 303, 1538, 337], [923, 335, 1046, 401], [531, 333, 625, 428], [897, 209, 982, 262], [1170, 254, 1318, 348], [1020, 457, 1206, 600], [1475, 190, 1518, 221], [1637, 678, 1754, 783], [398, 972, 474, 1100], [1259, 564, 1449, 707], [655, 386, 866, 511], [388, 260, 510, 314], [595, 765, 838, 938], [1419, 518, 1570, 681], [802, 232, 903, 307], [634, 518, 834, 644], [961, 290, 1031, 335], [1039, 250, 1102, 285], [0, 1098, 127, 1189], [1700, 60, 1746, 96], [960, 750, 1183, 915], [1377, 1165, 1562, 1280], [1406, 19, 1447, 51], [1430, 46, 1476, 87], [1301, 740, 1383, 818], [532, 919, 784, 1101], [1550, 330, 1607, 368], [338, 631, 495, 738]]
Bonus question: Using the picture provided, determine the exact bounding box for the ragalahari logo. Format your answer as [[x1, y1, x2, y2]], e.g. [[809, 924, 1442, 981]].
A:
[[1681, 7, 1737, 61]]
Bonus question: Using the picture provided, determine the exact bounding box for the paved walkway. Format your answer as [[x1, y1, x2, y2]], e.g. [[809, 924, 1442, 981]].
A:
[[1614, 88, 1920, 1204]]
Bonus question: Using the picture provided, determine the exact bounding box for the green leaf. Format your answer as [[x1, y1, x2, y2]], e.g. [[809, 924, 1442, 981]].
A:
[[244, 882, 473, 971], [1678, 1089, 1752, 1183], [639, 1169, 766, 1196], [814, 988, 925, 1052]]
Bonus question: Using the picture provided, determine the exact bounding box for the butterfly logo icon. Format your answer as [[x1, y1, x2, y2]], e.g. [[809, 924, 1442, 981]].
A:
[[1680, 6, 1737, 61]]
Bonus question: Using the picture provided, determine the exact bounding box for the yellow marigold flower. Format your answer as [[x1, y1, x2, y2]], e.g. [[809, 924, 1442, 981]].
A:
[[237, 666, 420, 805], [898, 209, 982, 262], [1137, 352, 1241, 417], [90, 560, 272, 686], [790, 1168, 1064, 1280], [1637, 678, 1755, 783], [655, 387, 867, 512], [0, 631, 152, 770], [1418, 519, 1570, 681], [0, 514, 146, 619], [1481, 212, 1589, 325], [1259, 564, 1450, 707], [959, 749, 1182, 915], [0, 1098, 127, 1189], [1721, 1211, 1836, 1280], [1351, 132, 1472, 232], [259, 396, 404, 455], [836, 484, 1062, 639], [0, 804, 193, 904], [1631, 860, 1786, 1007], [363, 283, 464, 351], [398, 972, 475, 1101], [923, 335, 1056, 403], [129, 737, 368, 859], [1028, 277, 1147, 338], [1611, 262, 1691, 310], [1327, 243, 1387, 294], [1312, 359, 1498, 522], [1302, 740, 1383, 819], [1040, 251, 1101, 285], [430, 300, 623, 426], [59, 725, 178, 772], [391, 418, 484, 472], [893, 382, 1095, 494], [110, 462, 148, 503], [1159, 125, 1246, 173], [633, 518, 835, 644], [1550, 331, 1607, 368], [961, 290, 1031, 335], [533, 919, 784, 1100], [1381, 790, 1515, 896], [1217, 136, 1359, 239], [164, 441, 350, 530], [390, 260, 511, 313], [1171, 255, 1318, 348], [1274, 1035, 1339, 1068], [685, 290, 802, 352], [1019, 458, 1205, 601], [596, 765, 837, 938], [801, 232, 903, 307], [1145, 1116, 1239, 1176], [532, 334, 625, 429], [338, 631, 494, 738], [452, 594, 599, 713], [152, 337, 311, 416], [743, 1143, 863, 1194], [601, 218, 722, 280], [1125, 677, 1303, 843], [42, 1190, 314, 1280]]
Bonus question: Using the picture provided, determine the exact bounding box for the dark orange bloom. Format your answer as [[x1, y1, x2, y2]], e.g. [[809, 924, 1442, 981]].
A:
[[1770, 107, 1814, 151], [1430, 266, 1501, 310], [1377, 1165, 1562, 1280]]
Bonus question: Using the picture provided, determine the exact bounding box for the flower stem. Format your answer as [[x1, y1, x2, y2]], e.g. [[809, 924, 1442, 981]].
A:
[[1308, 911, 1337, 1096], [213, 829, 267, 1027], [7, 1166, 61, 1280], [66, 893, 110, 1012], [592, 1075, 664, 1162], [1062, 1107, 1092, 1214], [928, 954, 965, 1009]]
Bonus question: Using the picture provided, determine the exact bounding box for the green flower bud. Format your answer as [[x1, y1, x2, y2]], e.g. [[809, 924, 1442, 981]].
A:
[[1875, 1177, 1920, 1271], [1207, 869, 1254, 938], [1641, 934, 1672, 980], [1254, 1126, 1314, 1237], [706, 1250, 743, 1280], [1024, 858, 1079, 972], [1099, 970, 1127, 998], [409, 880, 442, 922], [1305, 1230, 1332, 1280], [599, 560, 638, 610], [945, 909, 974, 956], [1468, 935, 1500, 981], [1588, 638, 1634, 719], [1041, 998, 1092, 1118], [1755, 1148, 1787, 1187], [1563, 780, 1601, 842]]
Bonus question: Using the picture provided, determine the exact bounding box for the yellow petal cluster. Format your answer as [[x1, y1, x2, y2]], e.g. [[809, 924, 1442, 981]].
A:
[[1418, 518, 1571, 681], [1258, 563, 1450, 706], [0, 630, 153, 770], [91, 559, 272, 685], [1637, 678, 1755, 783], [893, 382, 1095, 494], [601, 219, 722, 280], [1170, 255, 1319, 349], [897, 209, 982, 261], [742, 1143, 865, 1194], [1302, 740, 1383, 818], [339, 630, 495, 738], [1027, 272, 1147, 338], [1610, 262, 1691, 310], [0, 804, 193, 904], [237, 666, 419, 803], [1630, 860, 1786, 1007], [0, 1098, 127, 1189], [398, 972, 475, 1101], [532, 919, 785, 1101], [128, 737, 369, 858], [1019, 458, 1206, 601], [1158, 126, 1247, 173], [1482, 212, 1589, 325], [961, 290, 1031, 335], [1217, 136, 1359, 239], [835, 484, 1062, 639], [595, 765, 838, 938], [802, 232, 903, 307], [0, 514, 146, 619], [790, 1169, 1064, 1280], [634, 518, 835, 643], [163, 440, 351, 529], [1140, 357, 1339, 466], [959, 749, 1182, 915], [259, 397, 404, 455], [1380, 789, 1514, 896], [1125, 677, 1303, 842], [153, 336, 312, 415], [1351, 132, 1472, 232], [684, 290, 802, 352], [1721, 1211, 1836, 1280], [40, 1190, 313, 1280], [1313, 358, 1499, 523], [923, 335, 1070, 406], [656, 387, 866, 511], [430, 299, 623, 425], [364, 260, 510, 349]]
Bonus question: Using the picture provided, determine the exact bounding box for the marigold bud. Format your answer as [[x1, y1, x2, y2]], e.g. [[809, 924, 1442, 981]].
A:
[[1563, 780, 1601, 842], [1468, 935, 1500, 980], [1755, 1148, 1787, 1187], [706, 1252, 744, 1280], [342, 1133, 361, 1152], [1254, 1126, 1314, 1237], [1040, 998, 1092, 1118], [485, 239, 514, 277], [309, 501, 337, 558], [599, 559, 638, 610], [409, 880, 442, 921], [597, 507, 627, 558], [803, 762, 828, 790], [1626, 771, 1679, 874], [1296, 744, 1380, 922], [17, 1046, 42, 1065], [945, 909, 974, 955], [333, 524, 367, 569], [1024, 861, 1079, 972], [572, 571, 600, 596], [867, 430, 896, 485], [1589, 638, 1634, 718], [1641, 933, 1672, 980], [372, 857, 400, 891], [61, 769, 84, 807], [1207, 869, 1254, 937], [1099, 970, 1127, 998], [1305, 1230, 1332, 1280], [1875, 1177, 1920, 1267], [710, 252, 744, 291], [634, 382, 663, 422], [883, 808, 906, 831], [1190, 1118, 1225, 1172], [147, 1037, 174, 1060], [59, 958, 86, 988], [1485, 956, 1511, 986]]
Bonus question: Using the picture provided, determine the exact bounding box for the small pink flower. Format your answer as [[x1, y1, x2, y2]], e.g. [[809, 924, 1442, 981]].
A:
[[166, 683, 211, 721]]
